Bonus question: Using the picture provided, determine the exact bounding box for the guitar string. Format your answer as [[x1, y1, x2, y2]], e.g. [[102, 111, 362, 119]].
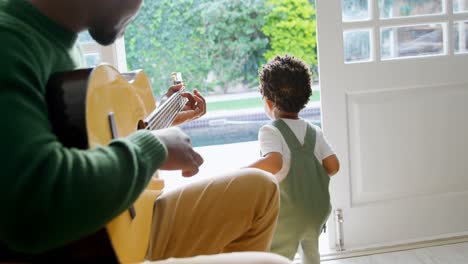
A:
[[161, 99, 186, 129], [150, 101, 184, 130], [157, 98, 186, 129], [150, 97, 181, 129], [146, 92, 182, 129], [146, 93, 187, 130]]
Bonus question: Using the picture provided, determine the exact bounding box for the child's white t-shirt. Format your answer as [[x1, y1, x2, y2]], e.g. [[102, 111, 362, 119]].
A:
[[259, 118, 335, 183]]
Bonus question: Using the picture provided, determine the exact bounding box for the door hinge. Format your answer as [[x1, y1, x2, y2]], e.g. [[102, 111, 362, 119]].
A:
[[334, 209, 345, 251]]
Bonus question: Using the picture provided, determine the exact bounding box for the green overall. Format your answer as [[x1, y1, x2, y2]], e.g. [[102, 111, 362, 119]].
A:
[[269, 119, 331, 264]]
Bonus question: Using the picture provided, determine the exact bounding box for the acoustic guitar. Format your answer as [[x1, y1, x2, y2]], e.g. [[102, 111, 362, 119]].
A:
[[46, 64, 187, 263]]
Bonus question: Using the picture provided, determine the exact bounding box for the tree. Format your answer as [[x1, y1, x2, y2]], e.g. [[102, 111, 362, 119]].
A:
[[200, 0, 269, 92], [262, 0, 317, 66], [125, 0, 212, 96], [125, 0, 269, 95]]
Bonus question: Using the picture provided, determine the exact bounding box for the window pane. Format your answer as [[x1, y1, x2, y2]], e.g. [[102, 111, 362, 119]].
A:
[[454, 0, 468, 13], [454, 21, 468, 54], [78, 32, 94, 44], [380, 24, 444, 60], [342, 0, 370, 22], [344, 30, 372, 63], [84, 53, 101, 67], [379, 0, 444, 19]]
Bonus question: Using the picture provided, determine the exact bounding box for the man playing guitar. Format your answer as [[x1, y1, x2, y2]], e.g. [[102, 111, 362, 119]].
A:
[[0, 0, 290, 263]]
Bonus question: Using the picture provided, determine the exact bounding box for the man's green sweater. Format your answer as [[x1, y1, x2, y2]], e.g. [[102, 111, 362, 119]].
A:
[[0, 0, 167, 253]]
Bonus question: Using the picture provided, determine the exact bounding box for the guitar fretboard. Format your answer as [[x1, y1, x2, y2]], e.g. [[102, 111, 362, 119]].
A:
[[145, 90, 188, 130]]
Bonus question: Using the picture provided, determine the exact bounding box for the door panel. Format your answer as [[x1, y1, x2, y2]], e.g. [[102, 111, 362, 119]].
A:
[[316, 0, 468, 251]]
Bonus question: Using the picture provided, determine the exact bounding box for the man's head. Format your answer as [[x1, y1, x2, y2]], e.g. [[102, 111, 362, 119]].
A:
[[88, 0, 143, 45], [259, 55, 312, 113], [30, 0, 143, 45]]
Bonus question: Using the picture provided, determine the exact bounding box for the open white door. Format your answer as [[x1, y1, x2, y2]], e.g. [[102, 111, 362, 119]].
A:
[[316, 0, 468, 253]]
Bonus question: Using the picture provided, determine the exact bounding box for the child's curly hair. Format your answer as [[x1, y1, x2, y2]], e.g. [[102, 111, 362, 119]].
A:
[[259, 55, 312, 113]]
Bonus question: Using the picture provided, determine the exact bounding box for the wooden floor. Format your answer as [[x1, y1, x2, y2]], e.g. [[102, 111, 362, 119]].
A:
[[318, 242, 468, 264]]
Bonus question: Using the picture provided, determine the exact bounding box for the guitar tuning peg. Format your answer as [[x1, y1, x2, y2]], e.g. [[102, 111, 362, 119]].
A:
[[171, 72, 183, 85]]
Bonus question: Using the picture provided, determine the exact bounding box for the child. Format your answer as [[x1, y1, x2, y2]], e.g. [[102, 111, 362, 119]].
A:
[[246, 55, 340, 264]]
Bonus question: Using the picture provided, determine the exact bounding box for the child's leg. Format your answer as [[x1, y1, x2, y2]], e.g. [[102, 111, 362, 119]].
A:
[[270, 227, 300, 260], [299, 237, 320, 264]]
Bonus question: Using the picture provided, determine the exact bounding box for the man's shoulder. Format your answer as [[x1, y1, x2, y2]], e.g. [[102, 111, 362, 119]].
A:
[[0, 25, 43, 85], [0, 16, 38, 57], [0, 5, 33, 36], [0, 7, 45, 61], [0, 29, 29, 47], [0, 29, 37, 69]]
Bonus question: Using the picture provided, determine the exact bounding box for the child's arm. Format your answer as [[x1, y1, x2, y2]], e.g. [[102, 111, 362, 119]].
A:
[[245, 125, 284, 181], [322, 154, 340, 176], [246, 152, 283, 176], [312, 123, 340, 177]]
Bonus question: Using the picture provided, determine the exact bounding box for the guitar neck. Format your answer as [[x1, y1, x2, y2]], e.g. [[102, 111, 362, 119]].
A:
[[144, 90, 187, 130]]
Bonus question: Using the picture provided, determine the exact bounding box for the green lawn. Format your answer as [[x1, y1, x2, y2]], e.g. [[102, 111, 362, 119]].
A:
[[207, 91, 320, 111]]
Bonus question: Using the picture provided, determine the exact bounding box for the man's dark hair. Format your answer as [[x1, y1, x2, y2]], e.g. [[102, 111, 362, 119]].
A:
[[259, 55, 312, 113]]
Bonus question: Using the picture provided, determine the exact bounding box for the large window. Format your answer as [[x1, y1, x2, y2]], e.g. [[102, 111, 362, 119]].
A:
[[78, 32, 102, 67], [342, 0, 468, 64], [124, 0, 321, 148]]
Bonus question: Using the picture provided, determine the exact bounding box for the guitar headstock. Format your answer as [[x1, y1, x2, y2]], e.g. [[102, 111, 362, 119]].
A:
[[171, 72, 183, 85]]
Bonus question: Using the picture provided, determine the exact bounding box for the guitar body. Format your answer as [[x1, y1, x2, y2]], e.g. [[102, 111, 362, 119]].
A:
[[46, 65, 166, 263]]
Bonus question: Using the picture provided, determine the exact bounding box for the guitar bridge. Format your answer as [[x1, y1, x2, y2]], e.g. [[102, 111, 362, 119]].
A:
[[109, 112, 137, 220], [128, 206, 136, 220]]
